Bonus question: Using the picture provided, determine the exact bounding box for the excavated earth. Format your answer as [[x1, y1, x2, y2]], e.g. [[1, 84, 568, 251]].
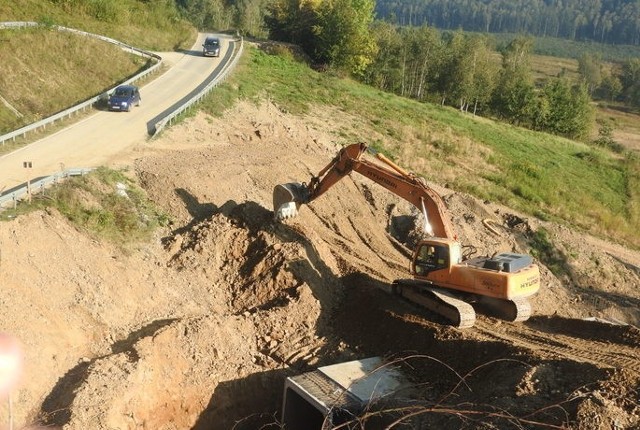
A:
[[1, 100, 639, 429]]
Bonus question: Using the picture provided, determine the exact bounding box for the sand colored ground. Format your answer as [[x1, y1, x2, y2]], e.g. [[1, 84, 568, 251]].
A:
[[0, 99, 639, 429]]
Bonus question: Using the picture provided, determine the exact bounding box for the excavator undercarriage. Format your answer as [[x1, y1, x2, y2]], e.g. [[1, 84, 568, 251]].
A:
[[392, 280, 532, 328]]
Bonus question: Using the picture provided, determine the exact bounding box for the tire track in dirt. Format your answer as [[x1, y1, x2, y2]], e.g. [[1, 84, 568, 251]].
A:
[[473, 316, 640, 374]]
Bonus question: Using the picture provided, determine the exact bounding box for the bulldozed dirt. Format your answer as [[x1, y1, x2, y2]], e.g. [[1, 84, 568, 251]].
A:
[[1, 100, 639, 429]]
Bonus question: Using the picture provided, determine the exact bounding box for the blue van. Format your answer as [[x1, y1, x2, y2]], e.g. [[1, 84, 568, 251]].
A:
[[108, 85, 141, 112]]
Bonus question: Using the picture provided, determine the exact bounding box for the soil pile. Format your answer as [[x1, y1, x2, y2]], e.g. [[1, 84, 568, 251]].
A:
[[0, 100, 639, 429]]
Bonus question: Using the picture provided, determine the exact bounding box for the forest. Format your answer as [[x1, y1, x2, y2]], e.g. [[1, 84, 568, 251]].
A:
[[375, 0, 640, 46], [176, 0, 640, 140]]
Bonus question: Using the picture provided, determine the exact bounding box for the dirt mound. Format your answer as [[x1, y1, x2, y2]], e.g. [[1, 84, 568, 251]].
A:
[[1, 100, 640, 429], [165, 202, 341, 315]]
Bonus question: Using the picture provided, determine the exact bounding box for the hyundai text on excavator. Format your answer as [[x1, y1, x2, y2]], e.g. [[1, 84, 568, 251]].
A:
[[273, 143, 540, 328]]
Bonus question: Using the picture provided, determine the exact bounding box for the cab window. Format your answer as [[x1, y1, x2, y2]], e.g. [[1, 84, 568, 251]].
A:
[[414, 244, 449, 275]]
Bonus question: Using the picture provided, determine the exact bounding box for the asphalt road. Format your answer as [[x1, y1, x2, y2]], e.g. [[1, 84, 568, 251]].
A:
[[0, 33, 229, 193]]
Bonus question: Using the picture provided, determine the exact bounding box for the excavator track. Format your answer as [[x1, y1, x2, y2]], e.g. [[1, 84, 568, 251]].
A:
[[477, 296, 532, 323], [392, 280, 476, 328]]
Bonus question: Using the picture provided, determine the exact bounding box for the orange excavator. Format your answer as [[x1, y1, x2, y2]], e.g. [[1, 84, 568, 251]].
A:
[[273, 143, 540, 328]]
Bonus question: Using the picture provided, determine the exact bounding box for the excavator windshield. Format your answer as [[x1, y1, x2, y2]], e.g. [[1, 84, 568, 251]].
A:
[[412, 240, 462, 275]]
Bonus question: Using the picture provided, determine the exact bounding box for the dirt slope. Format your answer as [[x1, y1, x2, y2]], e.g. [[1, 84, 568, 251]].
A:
[[0, 100, 639, 429]]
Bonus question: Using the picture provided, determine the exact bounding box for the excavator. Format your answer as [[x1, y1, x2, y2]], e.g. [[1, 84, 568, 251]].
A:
[[273, 143, 540, 328]]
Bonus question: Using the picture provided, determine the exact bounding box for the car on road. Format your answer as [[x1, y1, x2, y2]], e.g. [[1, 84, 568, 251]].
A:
[[202, 37, 221, 57], [108, 85, 141, 112]]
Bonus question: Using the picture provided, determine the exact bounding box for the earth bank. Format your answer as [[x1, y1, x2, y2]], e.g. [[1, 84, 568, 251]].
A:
[[0, 100, 639, 429]]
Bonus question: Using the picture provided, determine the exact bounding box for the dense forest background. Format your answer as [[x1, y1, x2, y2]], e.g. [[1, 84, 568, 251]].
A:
[[375, 0, 640, 46], [171, 0, 640, 141]]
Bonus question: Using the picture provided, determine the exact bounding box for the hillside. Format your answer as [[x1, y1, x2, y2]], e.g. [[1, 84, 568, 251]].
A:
[[0, 2, 195, 135], [0, 91, 639, 428], [0, 0, 192, 50], [0, 10, 639, 428], [0, 27, 148, 134]]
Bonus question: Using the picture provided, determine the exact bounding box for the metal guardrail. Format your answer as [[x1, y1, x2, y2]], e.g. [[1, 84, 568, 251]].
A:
[[0, 168, 94, 209], [150, 36, 244, 136], [0, 22, 162, 147]]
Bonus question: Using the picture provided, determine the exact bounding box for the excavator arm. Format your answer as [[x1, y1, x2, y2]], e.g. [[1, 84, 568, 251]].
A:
[[273, 143, 457, 240]]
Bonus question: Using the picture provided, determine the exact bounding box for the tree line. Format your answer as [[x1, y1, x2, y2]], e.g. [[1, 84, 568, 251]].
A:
[[175, 0, 269, 38], [174, 0, 640, 140], [263, 0, 640, 140], [375, 0, 640, 46], [363, 27, 595, 139]]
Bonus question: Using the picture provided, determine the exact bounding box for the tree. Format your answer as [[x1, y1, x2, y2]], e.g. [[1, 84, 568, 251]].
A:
[[265, 0, 377, 75], [431, 32, 498, 113], [597, 71, 622, 102], [593, 119, 623, 152], [315, 0, 378, 75], [177, 0, 236, 31], [433, 31, 466, 106], [401, 25, 442, 100], [578, 53, 602, 96], [538, 79, 593, 139], [491, 36, 537, 126], [264, 0, 320, 55], [620, 58, 640, 107], [460, 35, 498, 114], [363, 21, 406, 94], [234, 0, 270, 37]]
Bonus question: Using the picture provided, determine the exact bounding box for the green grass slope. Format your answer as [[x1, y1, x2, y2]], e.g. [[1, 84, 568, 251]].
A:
[[0, 27, 148, 133], [204, 46, 640, 249], [0, 0, 195, 135], [0, 0, 193, 50]]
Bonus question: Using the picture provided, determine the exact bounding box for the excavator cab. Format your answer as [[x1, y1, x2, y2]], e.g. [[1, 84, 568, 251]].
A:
[[414, 244, 445, 274], [412, 240, 462, 276]]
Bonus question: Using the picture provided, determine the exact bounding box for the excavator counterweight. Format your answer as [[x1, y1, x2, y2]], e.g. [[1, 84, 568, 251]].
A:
[[273, 142, 541, 328]]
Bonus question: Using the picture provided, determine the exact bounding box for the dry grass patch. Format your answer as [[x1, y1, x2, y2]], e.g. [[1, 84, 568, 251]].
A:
[[0, 27, 148, 132]]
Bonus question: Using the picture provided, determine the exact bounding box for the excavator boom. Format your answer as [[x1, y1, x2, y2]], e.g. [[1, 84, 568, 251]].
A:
[[273, 143, 457, 239]]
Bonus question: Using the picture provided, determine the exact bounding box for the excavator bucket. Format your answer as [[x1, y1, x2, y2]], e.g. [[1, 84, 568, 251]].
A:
[[273, 183, 308, 220]]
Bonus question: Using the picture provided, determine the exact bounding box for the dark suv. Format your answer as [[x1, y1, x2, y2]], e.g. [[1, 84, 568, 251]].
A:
[[108, 85, 141, 112], [202, 37, 221, 57]]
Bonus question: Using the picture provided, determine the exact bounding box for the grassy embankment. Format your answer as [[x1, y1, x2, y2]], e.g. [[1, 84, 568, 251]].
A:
[[0, 0, 195, 140], [202, 46, 640, 249], [0, 167, 170, 248]]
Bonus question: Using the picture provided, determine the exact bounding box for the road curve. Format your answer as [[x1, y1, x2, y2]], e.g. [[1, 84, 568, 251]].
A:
[[0, 33, 230, 193]]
